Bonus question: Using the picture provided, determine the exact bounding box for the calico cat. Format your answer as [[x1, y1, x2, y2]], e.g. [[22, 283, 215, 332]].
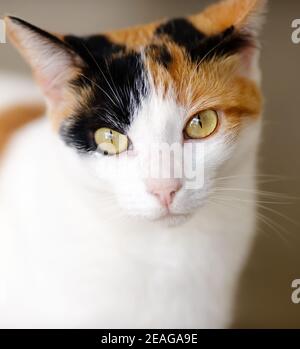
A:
[[0, 0, 266, 328]]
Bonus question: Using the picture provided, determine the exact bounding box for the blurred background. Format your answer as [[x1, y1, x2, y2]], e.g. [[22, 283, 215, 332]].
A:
[[1, 0, 300, 328]]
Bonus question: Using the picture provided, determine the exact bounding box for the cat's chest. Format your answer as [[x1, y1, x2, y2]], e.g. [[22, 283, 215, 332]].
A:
[[0, 199, 241, 328], [0, 205, 225, 328]]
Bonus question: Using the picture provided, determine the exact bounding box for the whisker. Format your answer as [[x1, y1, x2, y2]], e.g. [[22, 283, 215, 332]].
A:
[[213, 187, 299, 201], [214, 174, 291, 182], [209, 197, 293, 246], [78, 72, 119, 110], [80, 42, 124, 112]]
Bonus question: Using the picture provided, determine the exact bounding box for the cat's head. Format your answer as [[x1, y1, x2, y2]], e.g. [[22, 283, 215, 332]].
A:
[[5, 0, 266, 224]]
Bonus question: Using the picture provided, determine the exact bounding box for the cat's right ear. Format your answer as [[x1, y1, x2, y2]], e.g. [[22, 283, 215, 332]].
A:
[[4, 16, 84, 108]]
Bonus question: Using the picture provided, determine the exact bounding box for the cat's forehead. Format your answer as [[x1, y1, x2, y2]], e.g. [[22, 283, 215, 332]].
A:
[[105, 17, 207, 53], [61, 14, 255, 113], [62, 16, 250, 72], [5, 0, 265, 143], [59, 15, 262, 152]]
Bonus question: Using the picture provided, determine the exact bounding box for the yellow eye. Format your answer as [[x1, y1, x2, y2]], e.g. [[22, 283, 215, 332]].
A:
[[184, 110, 218, 139], [94, 128, 129, 155]]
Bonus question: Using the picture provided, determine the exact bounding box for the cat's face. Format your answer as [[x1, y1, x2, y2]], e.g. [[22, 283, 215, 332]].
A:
[[5, 0, 265, 223]]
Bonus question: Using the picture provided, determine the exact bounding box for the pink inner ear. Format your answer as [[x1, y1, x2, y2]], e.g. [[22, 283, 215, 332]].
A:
[[5, 16, 78, 106], [33, 57, 74, 105], [36, 73, 65, 104]]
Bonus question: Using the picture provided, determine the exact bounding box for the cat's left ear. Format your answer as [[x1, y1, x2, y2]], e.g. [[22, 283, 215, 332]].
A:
[[4, 16, 84, 108], [190, 0, 267, 81], [192, 0, 267, 35]]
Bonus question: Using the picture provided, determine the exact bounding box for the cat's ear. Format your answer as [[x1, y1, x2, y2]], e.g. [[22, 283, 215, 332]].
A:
[[192, 0, 267, 36], [191, 0, 267, 81], [4, 16, 84, 107]]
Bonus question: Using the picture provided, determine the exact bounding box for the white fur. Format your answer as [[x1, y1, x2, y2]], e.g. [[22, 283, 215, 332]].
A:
[[0, 71, 262, 328]]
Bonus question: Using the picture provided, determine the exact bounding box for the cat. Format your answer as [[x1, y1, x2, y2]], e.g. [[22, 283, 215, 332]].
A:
[[0, 0, 266, 328]]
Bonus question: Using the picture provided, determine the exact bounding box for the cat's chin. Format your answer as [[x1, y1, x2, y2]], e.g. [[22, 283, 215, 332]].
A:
[[152, 212, 190, 227], [123, 210, 190, 228]]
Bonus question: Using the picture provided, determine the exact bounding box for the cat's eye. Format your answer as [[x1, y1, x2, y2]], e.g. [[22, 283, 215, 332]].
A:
[[94, 128, 129, 155], [184, 110, 218, 139]]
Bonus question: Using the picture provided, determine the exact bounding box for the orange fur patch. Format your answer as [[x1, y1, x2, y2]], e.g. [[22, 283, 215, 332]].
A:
[[145, 47, 262, 128], [0, 103, 45, 158], [106, 21, 159, 49]]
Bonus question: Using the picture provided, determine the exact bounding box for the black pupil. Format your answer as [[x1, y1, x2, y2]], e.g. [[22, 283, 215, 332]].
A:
[[197, 116, 203, 128]]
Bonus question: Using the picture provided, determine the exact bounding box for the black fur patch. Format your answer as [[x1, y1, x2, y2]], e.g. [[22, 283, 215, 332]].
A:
[[146, 44, 172, 68], [61, 52, 148, 153], [189, 26, 253, 62], [64, 35, 125, 63], [155, 18, 253, 62], [155, 18, 206, 51]]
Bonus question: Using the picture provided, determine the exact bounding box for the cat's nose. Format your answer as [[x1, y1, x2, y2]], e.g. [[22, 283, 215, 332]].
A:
[[145, 179, 182, 208]]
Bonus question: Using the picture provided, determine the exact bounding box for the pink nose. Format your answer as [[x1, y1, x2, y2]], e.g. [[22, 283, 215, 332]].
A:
[[145, 179, 182, 208]]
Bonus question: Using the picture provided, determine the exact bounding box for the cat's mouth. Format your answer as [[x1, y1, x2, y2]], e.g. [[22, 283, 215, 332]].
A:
[[153, 210, 190, 226]]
